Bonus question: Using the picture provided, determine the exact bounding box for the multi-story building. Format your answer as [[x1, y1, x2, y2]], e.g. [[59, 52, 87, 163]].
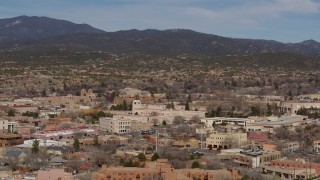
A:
[[31, 126, 97, 141], [314, 140, 320, 154], [0, 118, 8, 133], [263, 141, 300, 153], [206, 131, 247, 149], [201, 117, 253, 128], [278, 101, 320, 114], [218, 149, 281, 168], [262, 165, 316, 180], [270, 159, 320, 176], [246, 115, 312, 133], [131, 100, 206, 122], [12, 105, 38, 114], [99, 117, 131, 134], [92, 159, 240, 180], [46, 118, 72, 128], [0, 134, 23, 147]]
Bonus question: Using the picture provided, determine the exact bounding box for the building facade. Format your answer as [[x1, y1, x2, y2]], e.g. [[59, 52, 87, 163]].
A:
[[99, 117, 131, 134], [206, 131, 247, 149], [0, 134, 23, 147]]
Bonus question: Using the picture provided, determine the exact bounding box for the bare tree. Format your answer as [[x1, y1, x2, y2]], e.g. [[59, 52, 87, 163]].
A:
[[221, 135, 240, 149], [173, 116, 185, 124]]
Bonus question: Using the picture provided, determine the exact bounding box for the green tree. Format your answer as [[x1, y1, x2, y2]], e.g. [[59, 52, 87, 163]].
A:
[[266, 103, 272, 116], [216, 107, 222, 117], [297, 107, 308, 116], [212, 122, 216, 127], [94, 135, 99, 146], [185, 102, 190, 111], [241, 174, 250, 180], [166, 102, 175, 109], [8, 109, 15, 117], [110, 91, 116, 102], [32, 139, 40, 154], [288, 90, 293, 100], [162, 120, 167, 126], [191, 161, 200, 169], [250, 106, 260, 116], [123, 100, 128, 110], [138, 153, 146, 161], [96, 111, 106, 119], [73, 138, 80, 152], [151, 153, 160, 161], [41, 89, 47, 97]]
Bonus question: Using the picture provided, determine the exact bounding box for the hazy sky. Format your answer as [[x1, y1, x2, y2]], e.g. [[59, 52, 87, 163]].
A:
[[1, 0, 319, 42]]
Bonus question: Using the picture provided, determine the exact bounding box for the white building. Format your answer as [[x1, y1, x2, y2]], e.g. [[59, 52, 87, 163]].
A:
[[131, 100, 205, 121], [99, 117, 131, 134], [314, 140, 320, 154], [15, 139, 67, 148], [201, 117, 254, 128], [0, 118, 8, 133], [246, 115, 311, 133], [278, 101, 320, 114]]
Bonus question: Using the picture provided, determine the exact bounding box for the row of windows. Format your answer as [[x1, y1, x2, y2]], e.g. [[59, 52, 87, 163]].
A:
[[118, 122, 130, 125], [273, 163, 320, 169], [119, 126, 130, 129]]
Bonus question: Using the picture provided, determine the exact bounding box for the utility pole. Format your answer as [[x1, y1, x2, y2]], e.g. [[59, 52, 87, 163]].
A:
[[200, 126, 203, 150], [155, 130, 158, 152]]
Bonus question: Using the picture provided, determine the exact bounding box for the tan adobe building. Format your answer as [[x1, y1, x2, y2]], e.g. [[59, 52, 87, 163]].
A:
[[314, 140, 320, 154], [270, 159, 320, 176], [263, 141, 300, 153], [92, 159, 240, 180], [0, 133, 23, 147], [37, 169, 73, 180], [132, 100, 206, 122], [262, 165, 316, 180], [99, 117, 131, 134], [278, 101, 320, 114], [218, 149, 281, 168], [206, 131, 247, 149]]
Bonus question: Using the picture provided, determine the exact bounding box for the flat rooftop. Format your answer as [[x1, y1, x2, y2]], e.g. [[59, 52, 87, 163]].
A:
[[203, 117, 251, 122]]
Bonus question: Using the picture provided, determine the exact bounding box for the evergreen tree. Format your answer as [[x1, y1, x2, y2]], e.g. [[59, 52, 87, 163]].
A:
[[151, 153, 160, 161], [288, 90, 293, 100], [138, 153, 146, 161], [73, 138, 80, 152], [8, 109, 15, 117], [191, 161, 200, 168], [171, 102, 175, 109], [185, 102, 190, 111], [94, 135, 99, 146], [123, 100, 128, 110], [41, 89, 47, 97], [266, 103, 272, 116], [32, 139, 39, 154], [216, 107, 222, 117], [250, 106, 260, 116], [162, 120, 167, 126], [297, 107, 308, 116]]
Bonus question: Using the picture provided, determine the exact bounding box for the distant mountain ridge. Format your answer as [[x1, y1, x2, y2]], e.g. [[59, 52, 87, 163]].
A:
[[0, 16, 319, 56], [0, 16, 104, 42]]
